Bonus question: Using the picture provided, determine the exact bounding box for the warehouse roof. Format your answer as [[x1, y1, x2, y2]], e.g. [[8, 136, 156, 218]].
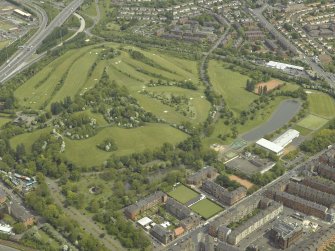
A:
[[266, 61, 304, 71], [256, 138, 284, 154], [273, 129, 300, 148]]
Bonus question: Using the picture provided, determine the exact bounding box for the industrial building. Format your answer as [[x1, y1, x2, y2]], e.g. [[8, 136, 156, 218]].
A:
[[256, 138, 284, 155], [266, 61, 304, 71], [256, 129, 300, 156]]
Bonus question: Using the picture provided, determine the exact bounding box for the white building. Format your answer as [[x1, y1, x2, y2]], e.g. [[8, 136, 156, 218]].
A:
[[256, 138, 284, 156], [256, 129, 300, 156], [273, 129, 300, 148], [137, 217, 152, 228], [266, 61, 304, 71]]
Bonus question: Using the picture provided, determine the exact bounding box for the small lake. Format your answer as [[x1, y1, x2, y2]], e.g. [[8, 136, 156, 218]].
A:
[[242, 99, 301, 142]]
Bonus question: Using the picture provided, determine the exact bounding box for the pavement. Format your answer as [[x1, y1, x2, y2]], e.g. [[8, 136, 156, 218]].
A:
[[0, 0, 84, 83]]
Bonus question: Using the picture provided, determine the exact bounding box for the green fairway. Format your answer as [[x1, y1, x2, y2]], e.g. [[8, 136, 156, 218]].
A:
[[190, 198, 223, 219], [10, 124, 187, 167], [64, 123, 187, 167], [297, 114, 329, 130], [307, 91, 335, 119], [168, 184, 199, 204], [10, 127, 52, 152], [208, 60, 257, 114], [0, 117, 11, 127]]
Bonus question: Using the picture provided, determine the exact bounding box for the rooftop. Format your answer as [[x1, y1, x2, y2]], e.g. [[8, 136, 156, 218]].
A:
[[256, 138, 284, 154]]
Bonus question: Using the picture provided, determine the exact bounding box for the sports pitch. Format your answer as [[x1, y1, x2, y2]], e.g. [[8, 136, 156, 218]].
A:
[[168, 184, 199, 204], [190, 198, 223, 219], [297, 114, 328, 130]]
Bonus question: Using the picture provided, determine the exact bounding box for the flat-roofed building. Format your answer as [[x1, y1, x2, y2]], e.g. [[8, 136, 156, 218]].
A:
[[256, 138, 284, 156]]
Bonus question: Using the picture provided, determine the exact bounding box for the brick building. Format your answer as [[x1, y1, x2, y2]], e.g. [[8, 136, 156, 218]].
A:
[[124, 191, 167, 220], [202, 180, 246, 206], [165, 198, 191, 220], [186, 166, 217, 186], [269, 221, 303, 249]]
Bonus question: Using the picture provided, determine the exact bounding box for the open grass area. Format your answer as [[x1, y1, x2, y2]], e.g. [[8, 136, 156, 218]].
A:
[[10, 127, 52, 152], [0, 117, 11, 127], [208, 60, 257, 114], [292, 124, 312, 136], [307, 91, 335, 119], [168, 184, 199, 204], [297, 114, 329, 130], [190, 198, 223, 219], [64, 124, 187, 167]]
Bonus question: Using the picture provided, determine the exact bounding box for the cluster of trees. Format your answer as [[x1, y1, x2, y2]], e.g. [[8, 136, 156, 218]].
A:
[[147, 79, 198, 90], [215, 174, 240, 191], [245, 79, 257, 92], [251, 163, 285, 186], [25, 177, 107, 251], [97, 138, 118, 152], [37, 27, 69, 54], [50, 70, 158, 128], [300, 129, 335, 153]]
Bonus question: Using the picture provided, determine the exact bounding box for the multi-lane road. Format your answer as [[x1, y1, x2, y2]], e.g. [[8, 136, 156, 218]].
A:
[[0, 0, 84, 83]]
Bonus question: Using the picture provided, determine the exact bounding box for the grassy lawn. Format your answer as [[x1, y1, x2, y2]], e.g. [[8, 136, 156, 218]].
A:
[[0, 117, 11, 127], [297, 114, 329, 130], [10, 127, 52, 152], [190, 198, 223, 219], [307, 91, 335, 119], [208, 60, 257, 114], [64, 123, 187, 167], [168, 184, 199, 204], [292, 124, 312, 136]]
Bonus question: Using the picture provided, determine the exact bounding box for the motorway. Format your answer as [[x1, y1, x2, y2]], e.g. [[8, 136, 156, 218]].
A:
[[0, 0, 84, 83], [249, 6, 335, 89]]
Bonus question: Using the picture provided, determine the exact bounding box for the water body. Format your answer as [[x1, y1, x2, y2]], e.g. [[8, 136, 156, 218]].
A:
[[242, 99, 301, 142]]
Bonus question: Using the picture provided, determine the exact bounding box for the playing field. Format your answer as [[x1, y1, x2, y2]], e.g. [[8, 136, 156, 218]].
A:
[[307, 91, 335, 119], [255, 79, 283, 94], [297, 114, 329, 130], [208, 60, 257, 114], [190, 198, 223, 219], [168, 184, 199, 204]]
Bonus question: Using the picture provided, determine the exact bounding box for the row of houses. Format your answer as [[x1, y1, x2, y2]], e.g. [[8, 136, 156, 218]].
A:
[[202, 180, 246, 206], [186, 166, 217, 186], [124, 191, 167, 220], [227, 201, 283, 245]]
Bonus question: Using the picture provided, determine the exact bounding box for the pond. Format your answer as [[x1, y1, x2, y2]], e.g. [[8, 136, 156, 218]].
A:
[[242, 99, 301, 142]]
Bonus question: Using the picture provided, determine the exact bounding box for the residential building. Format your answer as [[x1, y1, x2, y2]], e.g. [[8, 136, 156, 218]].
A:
[[124, 191, 167, 220], [202, 180, 246, 206], [227, 202, 283, 245], [180, 214, 201, 231], [150, 225, 174, 244], [0, 188, 6, 204], [165, 198, 191, 220], [269, 221, 303, 249], [186, 166, 217, 186], [302, 176, 335, 196], [7, 201, 35, 226]]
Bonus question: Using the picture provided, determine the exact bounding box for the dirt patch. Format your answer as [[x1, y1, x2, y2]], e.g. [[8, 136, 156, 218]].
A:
[[229, 175, 254, 189], [255, 79, 283, 94]]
